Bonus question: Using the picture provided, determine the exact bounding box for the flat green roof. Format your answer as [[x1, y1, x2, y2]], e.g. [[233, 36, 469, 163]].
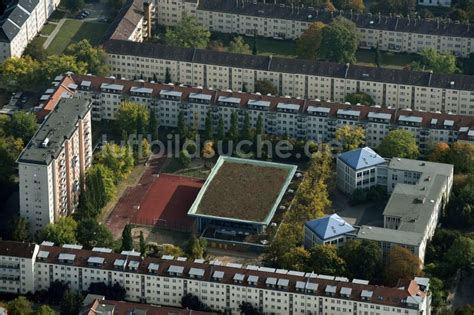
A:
[[187, 156, 297, 225]]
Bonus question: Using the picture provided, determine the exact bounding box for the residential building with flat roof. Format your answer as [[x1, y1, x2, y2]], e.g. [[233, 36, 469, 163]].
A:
[[17, 98, 92, 233], [0, 240, 432, 315], [103, 40, 474, 116]]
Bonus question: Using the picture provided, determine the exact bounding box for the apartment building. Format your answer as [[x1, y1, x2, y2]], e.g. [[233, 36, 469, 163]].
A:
[[49, 74, 474, 154], [0, 240, 432, 315], [418, 0, 451, 7], [103, 40, 474, 116], [155, 0, 470, 56], [0, 0, 60, 62], [0, 241, 38, 294], [17, 98, 92, 233], [335, 148, 454, 262]]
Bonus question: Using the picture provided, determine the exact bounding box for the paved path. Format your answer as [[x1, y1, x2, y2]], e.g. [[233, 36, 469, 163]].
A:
[[43, 18, 67, 49]]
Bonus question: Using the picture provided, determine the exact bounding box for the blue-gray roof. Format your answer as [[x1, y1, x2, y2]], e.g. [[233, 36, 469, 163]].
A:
[[338, 147, 385, 171], [305, 214, 354, 240]]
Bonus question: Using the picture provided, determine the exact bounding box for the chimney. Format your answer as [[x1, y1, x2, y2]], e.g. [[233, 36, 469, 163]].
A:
[[143, 0, 152, 39]]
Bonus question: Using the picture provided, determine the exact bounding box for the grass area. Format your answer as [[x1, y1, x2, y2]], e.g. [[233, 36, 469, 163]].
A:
[[355, 50, 419, 69], [48, 10, 67, 22], [30, 36, 47, 48], [40, 23, 57, 36], [175, 167, 210, 179], [46, 20, 109, 54]]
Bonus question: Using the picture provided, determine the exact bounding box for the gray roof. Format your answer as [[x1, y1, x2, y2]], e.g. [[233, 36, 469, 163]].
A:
[[197, 0, 474, 37], [388, 159, 453, 177], [18, 98, 91, 165], [104, 39, 474, 91], [0, 19, 20, 41], [357, 225, 423, 247], [18, 0, 40, 13]]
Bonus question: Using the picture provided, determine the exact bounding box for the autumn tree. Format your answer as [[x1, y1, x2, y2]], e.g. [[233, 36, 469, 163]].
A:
[[384, 245, 422, 286], [447, 142, 474, 174], [278, 246, 310, 271], [228, 36, 251, 54], [377, 129, 419, 159], [164, 15, 210, 48], [0, 56, 40, 92], [186, 235, 207, 259], [427, 142, 450, 163], [97, 144, 134, 182], [335, 125, 365, 152], [115, 102, 150, 135], [296, 21, 325, 60]]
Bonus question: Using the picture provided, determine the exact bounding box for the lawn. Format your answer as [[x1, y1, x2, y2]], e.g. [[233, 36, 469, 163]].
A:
[[355, 50, 419, 69], [48, 10, 66, 22], [40, 23, 57, 36], [46, 19, 109, 54], [30, 36, 47, 48]]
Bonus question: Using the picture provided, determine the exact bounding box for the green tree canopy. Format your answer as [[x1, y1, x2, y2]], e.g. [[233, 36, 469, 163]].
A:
[[335, 125, 365, 152], [65, 39, 109, 76], [377, 129, 419, 159], [345, 92, 375, 106], [186, 235, 207, 259], [254, 79, 278, 95], [228, 36, 251, 54], [39, 54, 87, 85], [77, 218, 114, 249], [80, 164, 116, 218], [23, 39, 49, 62], [11, 217, 29, 241], [412, 48, 460, 74], [384, 245, 422, 286], [7, 296, 33, 315], [164, 15, 210, 48], [121, 224, 133, 251], [115, 102, 150, 135], [179, 149, 192, 167], [296, 21, 326, 60], [37, 305, 57, 315], [0, 136, 24, 185], [445, 236, 474, 272], [319, 17, 359, 63], [39, 216, 78, 245], [338, 239, 383, 280], [97, 144, 134, 183], [447, 142, 474, 174], [306, 244, 346, 275], [60, 290, 83, 315], [0, 56, 40, 92], [7, 111, 37, 143]]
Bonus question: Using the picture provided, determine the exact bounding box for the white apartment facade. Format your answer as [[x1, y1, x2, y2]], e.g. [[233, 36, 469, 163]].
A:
[[103, 40, 474, 116], [155, 0, 469, 56], [0, 241, 38, 295], [0, 0, 60, 62], [418, 0, 452, 7], [17, 98, 92, 233], [55, 74, 474, 153], [0, 240, 432, 315]]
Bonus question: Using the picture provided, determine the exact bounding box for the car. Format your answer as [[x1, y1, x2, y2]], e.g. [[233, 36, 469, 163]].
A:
[[83, 10, 90, 15], [75, 14, 84, 19]]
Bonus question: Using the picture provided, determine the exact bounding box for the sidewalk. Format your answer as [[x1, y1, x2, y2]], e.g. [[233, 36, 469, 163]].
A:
[[42, 18, 66, 49]]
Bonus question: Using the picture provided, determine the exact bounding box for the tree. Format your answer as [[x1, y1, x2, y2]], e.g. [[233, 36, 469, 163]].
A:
[[252, 34, 258, 55], [12, 217, 29, 241], [338, 239, 382, 280], [186, 235, 207, 259], [319, 17, 359, 63], [179, 149, 192, 167], [377, 129, 419, 159], [204, 110, 213, 141], [65, 39, 109, 76], [107, 0, 124, 17], [60, 290, 83, 315], [88, 282, 126, 300], [121, 224, 133, 251], [384, 246, 422, 286], [39, 217, 78, 245], [375, 43, 382, 67], [427, 142, 450, 163], [148, 108, 159, 140], [164, 15, 210, 48], [333, 0, 364, 11], [278, 246, 309, 271], [177, 111, 189, 138], [255, 114, 263, 137], [37, 305, 57, 315], [216, 116, 225, 141], [76, 218, 113, 249], [8, 297, 33, 315], [39, 54, 87, 85], [239, 302, 262, 315], [115, 102, 149, 135], [345, 92, 375, 106], [165, 67, 172, 83], [306, 244, 346, 275], [145, 242, 185, 257], [0, 56, 40, 92], [64, 0, 85, 13], [335, 125, 365, 152], [413, 48, 460, 74], [97, 144, 134, 183], [48, 280, 69, 304], [7, 111, 37, 143], [241, 111, 252, 142], [266, 223, 303, 267], [456, 305, 474, 315], [208, 40, 225, 52], [141, 138, 152, 159], [139, 231, 146, 256], [447, 142, 474, 174], [23, 39, 48, 62], [371, 0, 416, 15], [254, 79, 278, 95], [80, 164, 116, 218], [181, 293, 208, 311], [445, 236, 474, 272], [296, 21, 325, 60], [227, 111, 239, 142], [228, 36, 251, 54]]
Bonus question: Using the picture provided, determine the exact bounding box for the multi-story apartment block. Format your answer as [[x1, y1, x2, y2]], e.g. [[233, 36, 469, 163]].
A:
[[155, 0, 469, 56], [17, 98, 92, 233], [0, 241, 38, 294], [103, 40, 474, 116], [418, 0, 451, 7], [46, 74, 474, 153], [0, 0, 60, 62], [0, 240, 432, 315], [335, 148, 453, 263]]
